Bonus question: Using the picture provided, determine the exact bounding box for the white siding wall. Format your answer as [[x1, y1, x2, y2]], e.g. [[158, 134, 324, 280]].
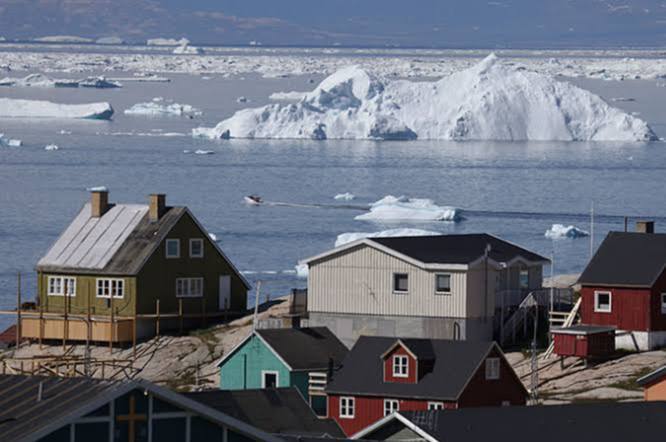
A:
[[308, 245, 468, 318]]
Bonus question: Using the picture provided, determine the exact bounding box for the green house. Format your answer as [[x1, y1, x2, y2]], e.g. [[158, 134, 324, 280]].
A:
[[216, 327, 348, 416], [24, 190, 250, 343]]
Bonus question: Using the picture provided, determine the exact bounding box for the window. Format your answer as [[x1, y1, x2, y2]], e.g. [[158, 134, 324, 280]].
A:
[[519, 269, 529, 289], [661, 293, 666, 315], [47, 276, 76, 297], [189, 238, 204, 258], [339, 397, 355, 419], [261, 371, 278, 388], [392, 355, 409, 378], [594, 291, 612, 313], [393, 273, 409, 293], [176, 278, 204, 297], [435, 273, 452, 294], [485, 357, 500, 380], [96, 278, 124, 298], [428, 402, 444, 410], [383, 399, 399, 416], [165, 239, 180, 258], [501, 401, 511, 407]]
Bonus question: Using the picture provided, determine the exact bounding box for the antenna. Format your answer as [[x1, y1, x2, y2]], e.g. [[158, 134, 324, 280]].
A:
[[252, 281, 262, 331]]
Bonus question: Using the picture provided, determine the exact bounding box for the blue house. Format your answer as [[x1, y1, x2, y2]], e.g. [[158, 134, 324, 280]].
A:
[[216, 327, 348, 416]]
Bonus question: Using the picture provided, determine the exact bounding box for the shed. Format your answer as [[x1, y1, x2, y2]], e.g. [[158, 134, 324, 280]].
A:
[[637, 365, 666, 401], [551, 325, 615, 359]]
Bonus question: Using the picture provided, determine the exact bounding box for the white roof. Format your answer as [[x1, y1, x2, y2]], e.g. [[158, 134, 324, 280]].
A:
[[38, 203, 148, 270]]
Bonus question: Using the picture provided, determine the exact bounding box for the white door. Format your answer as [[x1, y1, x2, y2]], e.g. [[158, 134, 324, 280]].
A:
[[219, 275, 231, 310]]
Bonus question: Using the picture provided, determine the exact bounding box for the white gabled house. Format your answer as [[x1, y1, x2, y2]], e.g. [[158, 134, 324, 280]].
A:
[[300, 234, 549, 346]]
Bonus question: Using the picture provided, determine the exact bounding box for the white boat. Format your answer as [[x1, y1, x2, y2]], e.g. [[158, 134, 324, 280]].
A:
[[244, 195, 263, 205]]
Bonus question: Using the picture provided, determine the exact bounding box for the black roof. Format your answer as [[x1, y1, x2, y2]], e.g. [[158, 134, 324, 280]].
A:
[[392, 402, 666, 442], [0, 375, 122, 441], [326, 336, 513, 401], [578, 232, 666, 288], [185, 388, 344, 438], [256, 327, 349, 371], [371, 234, 548, 265], [637, 365, 666, 386]]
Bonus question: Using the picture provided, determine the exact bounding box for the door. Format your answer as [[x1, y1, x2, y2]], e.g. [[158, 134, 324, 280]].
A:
[[219, 275, 231, 310], [262, 371, 278, 388]]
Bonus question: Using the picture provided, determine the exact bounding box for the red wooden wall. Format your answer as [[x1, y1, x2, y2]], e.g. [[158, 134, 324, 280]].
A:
[[580, 287, 651, 331], [553, 332, 614, 358], [383, 345, 417, 384]]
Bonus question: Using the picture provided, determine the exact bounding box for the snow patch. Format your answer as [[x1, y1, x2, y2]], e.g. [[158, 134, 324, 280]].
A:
[[194, 55, 656, 142], [355, 195, 461, 222], [545, 224, 590, 239], [124, 98, 201, 117], [334, 192, 355, 201], [0, 98, 114, 119], [335, 228, 441, 247]]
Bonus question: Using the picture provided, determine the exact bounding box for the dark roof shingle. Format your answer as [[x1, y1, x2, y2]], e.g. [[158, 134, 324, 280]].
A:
[[257, 327, 349, 371], [326, 336, 501, 400], [578, 232, 666, 287], [371, 234, 548, 265]]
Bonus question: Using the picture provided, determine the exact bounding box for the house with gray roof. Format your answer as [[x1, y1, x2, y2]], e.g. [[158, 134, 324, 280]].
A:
[[22, 190, 249, 343], [301, 234, 549, 345]]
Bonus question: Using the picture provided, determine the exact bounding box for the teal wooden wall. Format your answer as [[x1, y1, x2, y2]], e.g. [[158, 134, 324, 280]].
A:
[[219, 334, 291, 390], [290, 371, 310, 399]]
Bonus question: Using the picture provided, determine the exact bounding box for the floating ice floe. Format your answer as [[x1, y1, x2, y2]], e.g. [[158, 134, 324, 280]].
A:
[[44, 144, 59, 151], [334, 192, 355, 201], [124, 98, 201, 117], [194, 149, 214, 155], [335, 228, 441, 247], [78, 76, 122, 88], [34, 35, 93, 43], [236, 96, 248, 103], [0, 73, 78, 88], [545, 224, 590, 239], [147, 37, 190, 46], [173, 44, 204, 55], [193, 54, 656, 142], [0, 98, 114, 119], [0, 133, 22, 147], [355, 195, 461, 222]]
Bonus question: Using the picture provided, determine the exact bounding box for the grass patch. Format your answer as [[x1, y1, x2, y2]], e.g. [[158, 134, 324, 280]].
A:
[[607, 366, 655, 391]]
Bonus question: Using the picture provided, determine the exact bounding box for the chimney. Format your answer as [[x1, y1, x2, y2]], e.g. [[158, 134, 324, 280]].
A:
[[636, 220, 655, 234], [90, 190, 109, 218], [149, 194, 166, 222]]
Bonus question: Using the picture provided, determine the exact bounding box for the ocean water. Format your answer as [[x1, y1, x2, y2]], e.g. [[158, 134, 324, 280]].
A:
[[1, 66, 665, 329]]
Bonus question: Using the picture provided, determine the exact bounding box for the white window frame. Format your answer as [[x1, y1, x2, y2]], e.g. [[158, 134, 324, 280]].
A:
[[435, 273, 452, 294], [175, 277, 204, 298], [383, 399, 399, 416], [392, 355, 409, 378], [594, 290, 612, 313], [339, 397, 355, 419], [95, 278, 124, 299], [393, 273, 409, 294], [261, 370, 279, 388], [189, 238, 204, 258], [661, 293, 666, 315], [165, 238, 180, 258], [519, 269, 529, 289], [485, 357, 500, 380], [427, 402, 444, 410], [47, 276, 76, 297]]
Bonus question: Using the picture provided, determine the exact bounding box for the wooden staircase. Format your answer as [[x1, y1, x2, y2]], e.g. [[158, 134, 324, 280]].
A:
[[542, 297, 582, 359]]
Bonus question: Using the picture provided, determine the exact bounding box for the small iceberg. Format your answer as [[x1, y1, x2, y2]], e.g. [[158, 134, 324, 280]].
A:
[[545, 224, 590, 239], [78, 76, 122, 88], [86, 186, 108, 192], [0, 133, 22, 147], [194, 149, 214, 155], [0, 98, 114, 119], [44, 144, 59, 151], [173, 43, 204, 55], [355, 195, 461, 222], [0, 73, 78, 88], [334, 192, 355, 201], [335, 228, 441, 247], [295, 263, 309, 279], [124, 98, 201, 117]]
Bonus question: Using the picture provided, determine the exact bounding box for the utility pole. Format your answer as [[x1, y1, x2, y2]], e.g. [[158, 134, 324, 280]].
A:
[[530, 303, 539, 404], [590, 202, 595, 258], [252, 281, 262, 331]]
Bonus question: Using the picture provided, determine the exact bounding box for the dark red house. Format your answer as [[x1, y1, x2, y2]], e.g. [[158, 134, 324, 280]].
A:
[[325, 336, 527, 436], [551, 324, 615, 361], [577, 227, 666, 351]]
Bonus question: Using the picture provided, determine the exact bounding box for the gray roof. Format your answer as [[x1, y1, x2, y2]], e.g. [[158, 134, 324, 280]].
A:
[[0, 375, 282, 442], [637, 365, 666, 386], [578, 232, 666, 288], [371, 234, 548, 265], [185, 387, 344, 437], [391, 402, 666, 442], [257, 327, 349, 371], [551, 325, 616, 336], [326, 336, 515, 401]]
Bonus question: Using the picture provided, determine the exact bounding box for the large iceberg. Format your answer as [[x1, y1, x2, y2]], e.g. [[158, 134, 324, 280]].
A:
[[0, 98, 114, 119], [194, 54, 656, 142], [356, 196, 460, 222], [335, 228, 441, 247]]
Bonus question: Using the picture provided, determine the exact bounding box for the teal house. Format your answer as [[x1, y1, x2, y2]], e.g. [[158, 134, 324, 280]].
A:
[[216, 327, 348, 416]]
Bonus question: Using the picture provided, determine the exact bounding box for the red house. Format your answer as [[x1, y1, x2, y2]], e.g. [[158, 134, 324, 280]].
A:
[[325, 336, 527, 436], [577, 226, 666, 351]]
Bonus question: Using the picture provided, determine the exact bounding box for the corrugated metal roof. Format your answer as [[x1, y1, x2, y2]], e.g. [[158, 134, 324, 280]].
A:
[[37, 203, 148, 271]]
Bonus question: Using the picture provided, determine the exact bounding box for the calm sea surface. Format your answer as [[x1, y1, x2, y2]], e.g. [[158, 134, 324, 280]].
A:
[[1, 64, 665, 329]]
